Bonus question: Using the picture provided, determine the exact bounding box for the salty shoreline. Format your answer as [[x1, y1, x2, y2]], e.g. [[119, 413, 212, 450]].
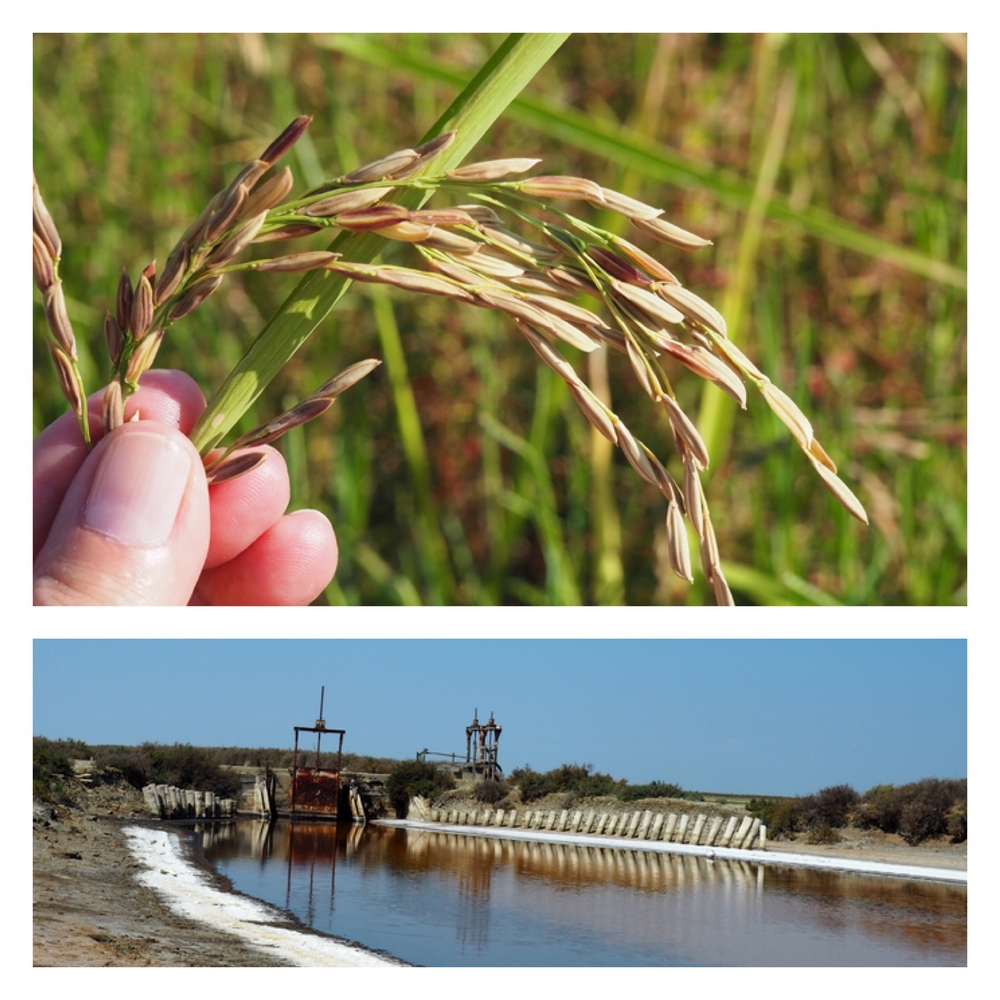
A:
[[33, 796, 402, 967], [124, 826, 402, 966]]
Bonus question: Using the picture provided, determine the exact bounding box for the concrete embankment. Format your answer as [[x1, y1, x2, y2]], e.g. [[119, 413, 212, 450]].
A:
[[377, 818, 968, 885], [414, 800, 767, 848], [124, 826, 404, 966]]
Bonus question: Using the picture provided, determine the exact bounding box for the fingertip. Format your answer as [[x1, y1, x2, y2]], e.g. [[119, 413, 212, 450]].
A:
[[195, 507, 337, 605], [203, 447, 291, 569], [287, 508, 339, 580]]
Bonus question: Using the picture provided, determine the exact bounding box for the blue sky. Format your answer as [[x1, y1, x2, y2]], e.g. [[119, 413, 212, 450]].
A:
[[33, 639, 965, 796]]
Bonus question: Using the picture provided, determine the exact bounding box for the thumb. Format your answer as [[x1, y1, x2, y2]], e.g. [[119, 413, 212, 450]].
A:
[[34, 421, 211, 605]]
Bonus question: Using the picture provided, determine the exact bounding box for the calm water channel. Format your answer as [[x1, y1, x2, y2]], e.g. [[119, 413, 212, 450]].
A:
[[199, 819, 966, 967]]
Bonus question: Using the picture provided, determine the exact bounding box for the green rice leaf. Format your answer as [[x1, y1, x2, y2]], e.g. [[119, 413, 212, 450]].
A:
[[190, 33, 569, 454]]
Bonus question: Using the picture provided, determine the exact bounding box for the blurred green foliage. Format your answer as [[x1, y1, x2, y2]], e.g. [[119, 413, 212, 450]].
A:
[[33, 33, 966, 604]]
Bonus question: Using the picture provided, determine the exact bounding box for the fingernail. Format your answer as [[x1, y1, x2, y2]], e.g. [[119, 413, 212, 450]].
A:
[[83, 431, 193, 546]]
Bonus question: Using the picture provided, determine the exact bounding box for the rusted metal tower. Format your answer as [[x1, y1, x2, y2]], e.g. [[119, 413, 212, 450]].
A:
[[466, 709, 502, 781]]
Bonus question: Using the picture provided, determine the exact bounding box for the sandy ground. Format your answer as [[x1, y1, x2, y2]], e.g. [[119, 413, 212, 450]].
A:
[[33, 779, 966, 966], [764, 826, 967, 871], [33, 804, 289, 966], [32, 782, 399, 967]]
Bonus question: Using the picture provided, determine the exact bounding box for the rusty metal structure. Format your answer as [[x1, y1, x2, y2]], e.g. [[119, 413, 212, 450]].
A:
[[290, 687, 345, 818], [466, 709, 502, 781], [416, 709, 503, 780]]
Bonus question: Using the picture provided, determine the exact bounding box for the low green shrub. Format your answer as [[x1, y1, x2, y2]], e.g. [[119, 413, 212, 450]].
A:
[[898, 779, 966, 844], [513, 769, 555, 803], [798, 784, 860, 829], [92, 742, 241, 798], [33, 737, 90, 803], [547, 764, 622, 798], [806, 824, 841, 845], [855, 784, 902, 833], [474, 779, 509, 804], [511, 765, 693, 804], [855, 778, 966, 844], [92, 745, 154, 788], [947, 805, 967, 843], [618, 781, 685, 802], [747, 797, 801, 838], [385, 760, 455, 813]]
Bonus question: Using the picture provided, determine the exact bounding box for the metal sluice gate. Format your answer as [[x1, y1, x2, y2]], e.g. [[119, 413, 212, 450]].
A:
[[290, 686, 345, 817]]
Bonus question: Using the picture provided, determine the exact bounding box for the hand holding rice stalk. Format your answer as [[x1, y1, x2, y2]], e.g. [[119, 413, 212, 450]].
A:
[[33, 114, 866, 606]]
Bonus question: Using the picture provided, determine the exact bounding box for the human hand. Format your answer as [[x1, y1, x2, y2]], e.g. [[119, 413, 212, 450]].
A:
[[33, 370, 338, 605]]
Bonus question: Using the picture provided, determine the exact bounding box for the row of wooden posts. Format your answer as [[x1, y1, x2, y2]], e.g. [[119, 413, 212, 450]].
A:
[[143, 783, 238, 820], [415, 801, 767, 851]]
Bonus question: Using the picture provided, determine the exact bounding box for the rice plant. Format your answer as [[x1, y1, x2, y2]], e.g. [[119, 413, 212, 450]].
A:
[[33, 34, 966, 605]]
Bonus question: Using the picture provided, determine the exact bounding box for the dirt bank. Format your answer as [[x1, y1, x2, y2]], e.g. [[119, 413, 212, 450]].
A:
[[33, 782, 292, 967], [763, 826, 967, 871]]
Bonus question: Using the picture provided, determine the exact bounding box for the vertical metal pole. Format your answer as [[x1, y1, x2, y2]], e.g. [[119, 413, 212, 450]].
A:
[[316, 686, 325, 767], [292, 728, 300, 813]]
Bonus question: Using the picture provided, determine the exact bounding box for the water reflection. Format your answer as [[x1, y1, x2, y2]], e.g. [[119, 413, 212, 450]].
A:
[[200, 820, 966, 966]]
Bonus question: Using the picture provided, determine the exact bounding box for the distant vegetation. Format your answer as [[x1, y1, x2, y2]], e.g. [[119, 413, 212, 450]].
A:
[[509, 764, 703, 805], [34, 737, 968, 847], [385, 760, 456, 814], [747, 778, 967, 845], [473, 779, 510, 804], [92, 743, 243, 799], [33, 737, 92, 803], [90, 743, 402, 775], [209, 745, 401, 773], [34, 736, 404, 802]]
